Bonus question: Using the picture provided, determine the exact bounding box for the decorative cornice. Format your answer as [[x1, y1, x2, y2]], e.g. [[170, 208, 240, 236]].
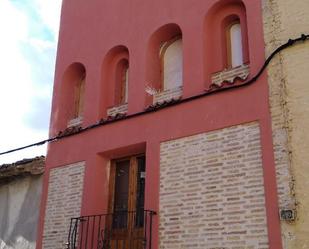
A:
[[211, 64, 250, 88]]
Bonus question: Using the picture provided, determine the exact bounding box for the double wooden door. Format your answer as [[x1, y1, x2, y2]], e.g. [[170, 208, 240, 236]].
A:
[[107, 155, 146, 249]]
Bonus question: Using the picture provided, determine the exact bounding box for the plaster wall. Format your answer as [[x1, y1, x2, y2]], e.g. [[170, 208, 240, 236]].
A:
[[0, 175, 43, 249], [262, 1, 309, 248]]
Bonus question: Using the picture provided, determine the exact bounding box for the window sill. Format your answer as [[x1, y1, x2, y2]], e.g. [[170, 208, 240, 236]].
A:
[[211, 64, 250, 87], [153, 86, 183, 104], [107, 103, 128, 117], [67, 116, 83, 128]]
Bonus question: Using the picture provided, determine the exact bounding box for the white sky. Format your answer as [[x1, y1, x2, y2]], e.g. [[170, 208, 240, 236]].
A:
[[0, 0, 62, 164]]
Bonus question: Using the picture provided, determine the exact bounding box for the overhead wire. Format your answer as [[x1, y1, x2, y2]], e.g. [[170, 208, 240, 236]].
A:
[[0, 33, 308, 156]]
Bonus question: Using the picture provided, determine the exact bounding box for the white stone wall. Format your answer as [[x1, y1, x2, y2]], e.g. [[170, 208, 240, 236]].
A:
[[159, 122, 269, 249], [42, 162, 85, 249]]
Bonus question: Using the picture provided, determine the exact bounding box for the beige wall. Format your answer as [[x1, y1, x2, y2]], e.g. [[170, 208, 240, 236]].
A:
[[159, 122, 269, 249], [262, 0, 309, 248]]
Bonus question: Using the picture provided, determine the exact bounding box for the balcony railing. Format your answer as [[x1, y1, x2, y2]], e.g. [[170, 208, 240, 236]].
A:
[[67, 210, 156, 249]]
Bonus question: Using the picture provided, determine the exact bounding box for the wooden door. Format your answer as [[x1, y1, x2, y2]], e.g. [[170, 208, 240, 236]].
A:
[[108, 155, 146, 249]]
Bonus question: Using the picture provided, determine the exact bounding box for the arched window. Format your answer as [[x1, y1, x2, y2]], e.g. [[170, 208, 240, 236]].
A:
[[115, 59, 129, 105], [101, 46, 129, 117], [227, 21, 243, 68], [74, 73, 86, 118], [160, 37, 183, 90], [146, 24, 183, 104], [123, 65, 129, 103], [204, 1, 249, 87], [58, 62, 86, 129]]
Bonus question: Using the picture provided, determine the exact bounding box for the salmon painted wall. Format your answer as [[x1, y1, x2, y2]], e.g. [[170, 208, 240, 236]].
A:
[[37, 0, 282, 248]]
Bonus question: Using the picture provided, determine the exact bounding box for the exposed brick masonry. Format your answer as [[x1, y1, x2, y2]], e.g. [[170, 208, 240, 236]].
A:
[[42, 162, 85, 249], [159, 122, 269, 249]]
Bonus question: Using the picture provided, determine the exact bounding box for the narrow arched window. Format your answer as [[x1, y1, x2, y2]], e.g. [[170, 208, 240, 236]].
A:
[[160, 37, 183, 90], [121, 63, 129, 104], [115, 59, 129, 105], [227, 21, 243, 68], [74, 73, 86, 118]]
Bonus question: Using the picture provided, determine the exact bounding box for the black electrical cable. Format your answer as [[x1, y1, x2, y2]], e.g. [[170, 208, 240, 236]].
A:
[[1, 33, 308, 156]]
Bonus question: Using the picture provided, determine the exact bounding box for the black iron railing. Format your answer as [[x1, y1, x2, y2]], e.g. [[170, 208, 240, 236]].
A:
[[67, 210, 156, 249]]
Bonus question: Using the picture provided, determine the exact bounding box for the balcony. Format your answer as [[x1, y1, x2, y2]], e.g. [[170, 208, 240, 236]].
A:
[[67, 210, 156, 249]]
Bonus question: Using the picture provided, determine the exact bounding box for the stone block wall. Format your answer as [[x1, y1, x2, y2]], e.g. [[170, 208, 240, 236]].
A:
[[42, 162, 85, 249], [159, 122, 269, 249]]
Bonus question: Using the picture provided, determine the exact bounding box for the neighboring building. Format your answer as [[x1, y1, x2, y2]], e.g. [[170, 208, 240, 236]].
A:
[[35, 0, 309, 249], [263, 1, 309, 248], [0, 156, 44, 249]]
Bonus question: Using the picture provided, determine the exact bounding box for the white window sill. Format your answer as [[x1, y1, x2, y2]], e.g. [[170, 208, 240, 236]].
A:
[[153, 86, 183, 104], [211, 64, 250, 87], [107, 103, 128, 117], [67, 116, 83, 128]]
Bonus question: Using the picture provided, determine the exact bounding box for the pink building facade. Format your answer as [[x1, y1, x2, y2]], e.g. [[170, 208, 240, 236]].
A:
[[37, 0, 283, 248]]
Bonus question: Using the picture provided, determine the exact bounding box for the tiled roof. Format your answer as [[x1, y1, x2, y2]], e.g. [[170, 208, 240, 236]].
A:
[[0, 156, 45, 180]]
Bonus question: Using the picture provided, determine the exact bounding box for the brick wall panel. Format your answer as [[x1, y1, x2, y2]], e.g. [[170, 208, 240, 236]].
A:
[[160, 122, 269, 249], [42, 162, 85, 249]]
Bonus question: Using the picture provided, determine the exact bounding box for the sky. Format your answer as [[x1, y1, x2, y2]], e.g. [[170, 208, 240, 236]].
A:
[[0, 0, 62, 164]]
